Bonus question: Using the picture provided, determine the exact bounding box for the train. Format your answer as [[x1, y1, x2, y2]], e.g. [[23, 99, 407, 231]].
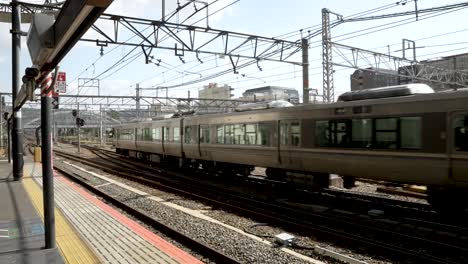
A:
[[113, 84, 468, 210]]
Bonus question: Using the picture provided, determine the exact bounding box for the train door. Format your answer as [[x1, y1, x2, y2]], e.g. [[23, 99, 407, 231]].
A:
[[278, 120, 301, 167], [179, 119, 184, 159], [161, 126, 166, 156], [450, 112, 468, 184]]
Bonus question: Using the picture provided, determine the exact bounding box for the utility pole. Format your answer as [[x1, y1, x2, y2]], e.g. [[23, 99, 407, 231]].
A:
[[7, 120, 11, 163], [136, 83, 140, 119], [41, 73, 56, 249], [187, 90, 190, 111], [77, 103, 80, 153], [302, 38, 309, 104], [11, 0, 24, 180], [52, 110, 56, 143], [99, 104, 103, 146], [0, 96, 3, 154], [322, 8, 334, 103]]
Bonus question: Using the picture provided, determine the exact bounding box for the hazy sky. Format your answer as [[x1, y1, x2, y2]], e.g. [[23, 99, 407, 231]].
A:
[[1, 0, 467, 104]]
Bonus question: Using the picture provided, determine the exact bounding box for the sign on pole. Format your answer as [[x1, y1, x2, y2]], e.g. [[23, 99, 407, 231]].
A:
[[55, 72, 66, 93]]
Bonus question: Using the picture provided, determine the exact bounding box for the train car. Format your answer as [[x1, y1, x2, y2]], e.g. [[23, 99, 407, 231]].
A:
[[114, 84, 468, 208]]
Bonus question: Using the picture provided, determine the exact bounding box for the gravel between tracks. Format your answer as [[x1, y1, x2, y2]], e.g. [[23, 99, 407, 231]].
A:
[[98, 183, 312, 264], [331, 181, 429, 204]]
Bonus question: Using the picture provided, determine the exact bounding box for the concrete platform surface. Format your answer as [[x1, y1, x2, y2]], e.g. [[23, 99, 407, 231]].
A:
[[0, 160, 63, 264]]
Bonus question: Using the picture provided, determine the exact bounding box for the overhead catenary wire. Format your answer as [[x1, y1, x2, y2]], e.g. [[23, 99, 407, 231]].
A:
[[129, 1, 412, 90]]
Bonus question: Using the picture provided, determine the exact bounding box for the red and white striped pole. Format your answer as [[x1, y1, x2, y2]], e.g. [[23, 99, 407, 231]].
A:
[[40, 73, 56, 249]]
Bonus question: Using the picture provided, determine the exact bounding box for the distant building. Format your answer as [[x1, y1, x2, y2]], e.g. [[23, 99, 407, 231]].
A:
[[351, 53, 468, 91], [350, 68, 398, 91], [242, 86, 299, 104], [198, 83, 233, 100]]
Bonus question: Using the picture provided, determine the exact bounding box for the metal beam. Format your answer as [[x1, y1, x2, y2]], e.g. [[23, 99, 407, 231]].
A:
[[330, 41, 468, 88], [84, 13, 302, 65]]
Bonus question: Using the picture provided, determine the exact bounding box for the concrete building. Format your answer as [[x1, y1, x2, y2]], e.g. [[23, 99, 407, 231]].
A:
[[241, 86, 299, 104], [198, 83, 233, 100], [350, 68, 399, 91]]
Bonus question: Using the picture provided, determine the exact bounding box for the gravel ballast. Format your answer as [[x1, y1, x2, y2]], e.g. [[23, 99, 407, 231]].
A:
[[99, 183, 313, 264]]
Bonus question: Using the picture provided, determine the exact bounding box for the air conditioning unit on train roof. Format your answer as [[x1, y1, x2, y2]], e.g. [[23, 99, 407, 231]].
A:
[[337, 84, 434, 102]]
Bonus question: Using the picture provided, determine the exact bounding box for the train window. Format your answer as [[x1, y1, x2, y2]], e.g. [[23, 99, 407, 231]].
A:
[[135, 129, 141, 140], [164, 127, 169, 141], [173, 127, 180, 142], [200, 125, 210, 144], [290, 121, 300, 146], [224, 125, 234, 144], [280, 121, 301, 147], [331, 120, 351, 146], [315, 121, 329, 147], [143, 128, 151, 141], [152, 128, 161, 141], [280, 122, 288, 145], [454, 115, 468, 151], [184, 126, 197, 144], [233, 124, 245, 144], [184, 126, 191, 144], [400, 117, 421, 149], [120, 129, 134, 141], [217, 126, 224, 144], [257, 123, 269, 146], [375, 118, 398, 149], [352, 119, 372, 148], [245, 124, 257, 145]]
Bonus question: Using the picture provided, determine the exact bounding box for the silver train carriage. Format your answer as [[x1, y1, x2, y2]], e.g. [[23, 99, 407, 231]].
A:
[[113, 84, 468, 207]]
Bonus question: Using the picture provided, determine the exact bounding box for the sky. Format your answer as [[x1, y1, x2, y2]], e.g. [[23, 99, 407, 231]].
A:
[[1, 0, 468, 107]]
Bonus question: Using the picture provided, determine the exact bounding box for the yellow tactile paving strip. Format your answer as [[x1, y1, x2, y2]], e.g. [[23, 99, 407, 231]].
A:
[[22, 170, 100, 264]]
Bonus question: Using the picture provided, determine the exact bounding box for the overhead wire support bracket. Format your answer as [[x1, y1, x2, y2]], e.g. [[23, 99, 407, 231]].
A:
[[84, 13, 302, 65], [196, 51, 203, 63], [229, 55, 240, 74]]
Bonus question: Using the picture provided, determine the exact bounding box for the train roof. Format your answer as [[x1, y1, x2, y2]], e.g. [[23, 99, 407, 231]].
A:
[[337, 84, 434, 102], [113, 87, 468, 127]]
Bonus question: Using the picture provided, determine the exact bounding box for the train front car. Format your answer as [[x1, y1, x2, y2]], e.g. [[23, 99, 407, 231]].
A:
[[298, 84, 468, 211]]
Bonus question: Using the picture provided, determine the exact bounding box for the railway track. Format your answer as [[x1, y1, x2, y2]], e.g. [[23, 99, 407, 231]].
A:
[[54, 146, 468, 264], [86, 145, 466, 229]]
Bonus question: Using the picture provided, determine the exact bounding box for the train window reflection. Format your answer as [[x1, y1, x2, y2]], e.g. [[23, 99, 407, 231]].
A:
[[173, 127, 180, 142], [454, 115, 468, 151], [315, 121, 329, 147], [280, 121, 300, 147], [352, 119, 372, 148], [315, 116, 421, 150], [245, 124, 257, 145], [200, 125, 210, 144], [143, 128, 151, 141], [375, 118, 398, 149], [233, 124, 245, 144], [164, 127, 169, 141], [217, 126, 224, 144], [224, 125, 234, 144], [152, 128, 161, 141], [401, 117, 421, 149], [257, 123, 269, 146], [184, 126, 192, 144], [280, 122, 288, 145], [290, 122, 300, 146]]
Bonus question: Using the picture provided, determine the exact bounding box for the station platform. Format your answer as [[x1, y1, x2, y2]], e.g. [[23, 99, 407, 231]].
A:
[[0, 157, 202, 264]]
